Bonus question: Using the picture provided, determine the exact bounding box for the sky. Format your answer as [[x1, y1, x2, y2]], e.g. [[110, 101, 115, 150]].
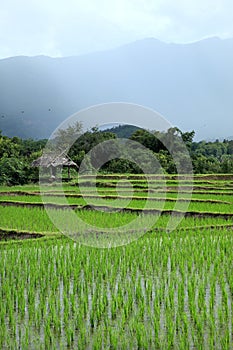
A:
[[0, 0, 233, 59]]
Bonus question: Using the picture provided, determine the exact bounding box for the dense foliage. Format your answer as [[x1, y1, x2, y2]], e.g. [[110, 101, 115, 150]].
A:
[[0, 126, 232, 185], [0, 131, 46, 185], [128, 127, 233, 174]]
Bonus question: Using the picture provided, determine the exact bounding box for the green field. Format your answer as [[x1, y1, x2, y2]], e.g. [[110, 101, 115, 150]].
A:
[[0, 174, 232, 349]]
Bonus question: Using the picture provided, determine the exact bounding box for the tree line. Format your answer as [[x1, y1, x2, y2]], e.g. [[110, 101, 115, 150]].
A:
[[0, 125, 232, 185]]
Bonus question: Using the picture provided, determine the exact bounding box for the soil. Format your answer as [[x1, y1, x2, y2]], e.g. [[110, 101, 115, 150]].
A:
[[0, 229, 43, 241]]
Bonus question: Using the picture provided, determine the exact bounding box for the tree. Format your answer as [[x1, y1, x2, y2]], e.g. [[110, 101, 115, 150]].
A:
[[130, 129, 164, 153], [181, 130, 195, 147], [53, 121, 83, 152], [69, 127, 117, 168], [0, 157, 27, 185]]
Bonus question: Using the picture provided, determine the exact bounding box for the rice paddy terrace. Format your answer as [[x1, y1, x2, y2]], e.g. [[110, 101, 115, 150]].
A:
[[0, 174, 232, 349]]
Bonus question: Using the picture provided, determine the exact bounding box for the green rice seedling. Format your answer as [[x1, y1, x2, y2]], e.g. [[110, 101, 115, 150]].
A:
[[0, 176, 232, 348]]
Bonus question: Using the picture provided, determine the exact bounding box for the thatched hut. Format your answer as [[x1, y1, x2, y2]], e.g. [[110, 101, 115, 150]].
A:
[[31, 154, 78, 179]]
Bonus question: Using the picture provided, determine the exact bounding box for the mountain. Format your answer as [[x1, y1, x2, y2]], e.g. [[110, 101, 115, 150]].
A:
[[102, 124, 140, 138], [0, 37, 233, 140]]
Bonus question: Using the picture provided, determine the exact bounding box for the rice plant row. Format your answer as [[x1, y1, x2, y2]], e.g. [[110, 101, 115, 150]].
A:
[[0, 229, 232, 349]]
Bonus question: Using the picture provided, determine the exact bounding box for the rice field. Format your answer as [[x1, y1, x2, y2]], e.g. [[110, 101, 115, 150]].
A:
[[0, 174, 232, 349]]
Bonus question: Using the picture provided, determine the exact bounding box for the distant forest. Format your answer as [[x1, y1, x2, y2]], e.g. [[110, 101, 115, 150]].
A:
[[0, 125, 232, 185]]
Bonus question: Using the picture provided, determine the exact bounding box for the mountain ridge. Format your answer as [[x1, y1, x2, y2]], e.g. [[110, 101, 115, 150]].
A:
[[0, 37, 232, 140]]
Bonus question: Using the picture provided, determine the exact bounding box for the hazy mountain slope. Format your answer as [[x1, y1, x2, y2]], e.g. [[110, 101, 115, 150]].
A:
[[0, 37, 232, 139]]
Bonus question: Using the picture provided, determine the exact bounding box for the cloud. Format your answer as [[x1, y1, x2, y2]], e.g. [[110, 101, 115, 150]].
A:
[[0, 0, 233, 58]]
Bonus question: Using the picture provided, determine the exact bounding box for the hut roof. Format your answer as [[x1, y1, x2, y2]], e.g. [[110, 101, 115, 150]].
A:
[[31, 155, 78, 168]]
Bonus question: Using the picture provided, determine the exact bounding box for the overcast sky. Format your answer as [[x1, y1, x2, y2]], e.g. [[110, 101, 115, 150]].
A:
[[0, 0, 233, 59]]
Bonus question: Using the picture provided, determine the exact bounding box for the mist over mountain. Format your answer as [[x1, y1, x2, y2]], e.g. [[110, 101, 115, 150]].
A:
[[0, 37, 232, 140]]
